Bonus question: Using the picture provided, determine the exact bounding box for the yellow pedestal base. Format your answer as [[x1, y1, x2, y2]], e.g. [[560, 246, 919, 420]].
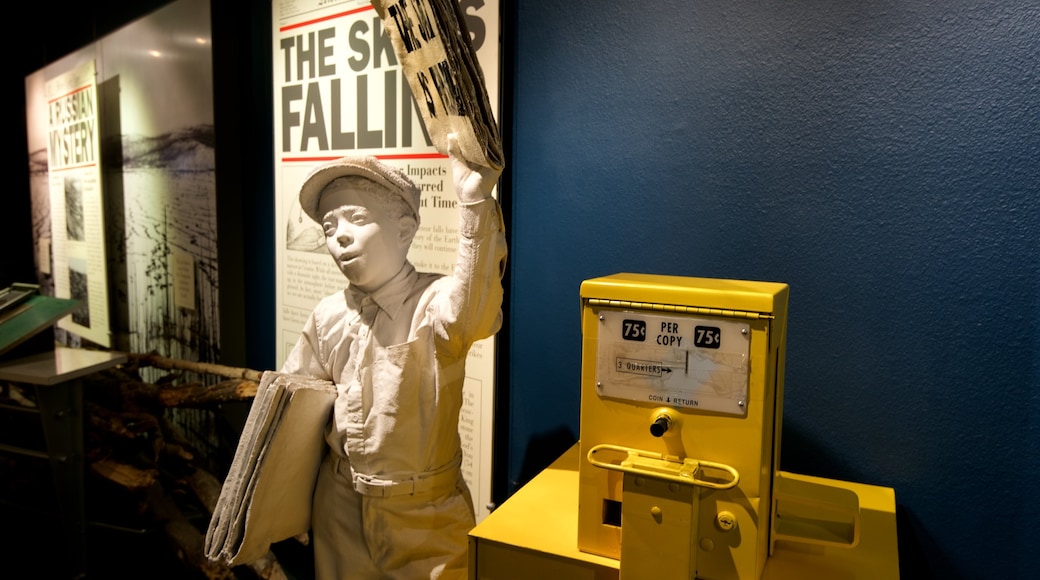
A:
[[469, 445, 899, 580]]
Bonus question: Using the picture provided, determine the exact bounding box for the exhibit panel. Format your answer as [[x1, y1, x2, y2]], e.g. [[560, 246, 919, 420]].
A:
[[24, 0, 218, 370], [40, 60, 109, 347]]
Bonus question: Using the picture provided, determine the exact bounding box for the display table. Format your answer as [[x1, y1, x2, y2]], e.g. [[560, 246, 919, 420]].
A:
[[0, 346, 127, 579], [469, 444, 900, 580]]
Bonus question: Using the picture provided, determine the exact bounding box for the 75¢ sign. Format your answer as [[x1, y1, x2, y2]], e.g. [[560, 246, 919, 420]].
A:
[[621, 318, 724, 350]]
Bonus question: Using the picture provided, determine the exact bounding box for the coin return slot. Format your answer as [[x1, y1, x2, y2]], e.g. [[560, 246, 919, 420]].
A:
[[603, 498, 622, 527]]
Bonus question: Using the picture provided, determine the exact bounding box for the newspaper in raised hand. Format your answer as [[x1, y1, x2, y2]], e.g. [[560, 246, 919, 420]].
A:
[[371, 0, 504, 170]]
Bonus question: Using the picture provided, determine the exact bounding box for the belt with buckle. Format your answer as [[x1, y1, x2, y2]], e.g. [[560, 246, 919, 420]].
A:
[[336, 453, 461, 498]]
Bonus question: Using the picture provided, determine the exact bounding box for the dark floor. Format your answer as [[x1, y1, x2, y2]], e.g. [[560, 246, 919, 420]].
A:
[[2, 502, 190, 579], [0, 456, 314, 580]]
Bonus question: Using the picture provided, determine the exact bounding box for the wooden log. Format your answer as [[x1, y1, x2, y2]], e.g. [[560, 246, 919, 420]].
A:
[[87, 402, 160, 439], [90, 457, 158, 491], [131, 352, 264, 382], [186, 466, 224, 514], [81, 369, 163, 415], [244, 553, 291, 580], [158, 378, 261, 408], [145, 482, 235, 580], [162, 441, 195, 463]]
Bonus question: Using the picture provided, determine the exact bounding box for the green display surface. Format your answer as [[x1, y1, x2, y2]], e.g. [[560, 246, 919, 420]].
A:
[[0, 294, 79, 357]]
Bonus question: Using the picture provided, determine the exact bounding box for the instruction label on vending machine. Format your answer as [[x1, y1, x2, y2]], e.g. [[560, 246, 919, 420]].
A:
[[595, 309, 751, 416]]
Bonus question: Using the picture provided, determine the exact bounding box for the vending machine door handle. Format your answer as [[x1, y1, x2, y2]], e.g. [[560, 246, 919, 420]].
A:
[[586, 443, 740, 490]]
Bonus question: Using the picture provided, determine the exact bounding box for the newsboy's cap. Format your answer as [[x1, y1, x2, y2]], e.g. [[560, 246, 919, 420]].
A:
[[298, 156, 421, 224]]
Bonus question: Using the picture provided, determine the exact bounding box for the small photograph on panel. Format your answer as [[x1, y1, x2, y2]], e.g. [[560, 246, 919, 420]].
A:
[[286, 195, 325, 253], [64, 175, 85, 241], [69, 257, 91, 327]]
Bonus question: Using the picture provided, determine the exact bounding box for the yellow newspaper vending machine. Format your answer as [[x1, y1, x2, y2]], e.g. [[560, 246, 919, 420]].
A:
[[468, 272, 898, 580], [578, 273, 867, 580]]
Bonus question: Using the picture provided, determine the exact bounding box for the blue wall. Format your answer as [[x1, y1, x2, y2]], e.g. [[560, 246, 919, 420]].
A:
[[504, 1, 1039, 578], [15, 1, 1038, 578]]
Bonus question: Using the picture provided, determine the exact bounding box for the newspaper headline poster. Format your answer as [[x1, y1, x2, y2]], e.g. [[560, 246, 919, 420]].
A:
[[273, 0, 501, 521], [44, 60, 111, 347]]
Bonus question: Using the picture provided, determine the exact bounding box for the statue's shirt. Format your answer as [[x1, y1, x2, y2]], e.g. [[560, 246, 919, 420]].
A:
[[281, 197, 506, 482]]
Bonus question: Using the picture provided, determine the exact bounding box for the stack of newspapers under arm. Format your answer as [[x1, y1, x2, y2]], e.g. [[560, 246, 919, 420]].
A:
[[205, 372, 336, 566]]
